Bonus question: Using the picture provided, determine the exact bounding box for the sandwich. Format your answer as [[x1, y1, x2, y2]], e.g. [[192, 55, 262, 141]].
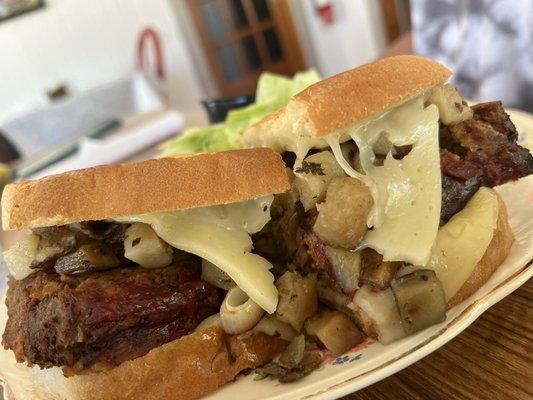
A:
[[0, 148, 292, 400], [1, 55, 532, 399], [242, 55, 532, 343]]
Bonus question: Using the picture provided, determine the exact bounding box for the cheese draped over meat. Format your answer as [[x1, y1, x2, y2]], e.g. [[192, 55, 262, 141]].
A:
[[327, 97, 442, 265], [117, 196, 278, 313], [244, 94, 442, 266]]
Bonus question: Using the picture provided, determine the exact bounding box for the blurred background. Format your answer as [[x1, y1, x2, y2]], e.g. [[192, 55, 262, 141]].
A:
[[0, 0, 531, 181]]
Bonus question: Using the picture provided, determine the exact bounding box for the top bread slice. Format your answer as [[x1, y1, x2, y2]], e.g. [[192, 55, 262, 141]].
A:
[[2, 148, 290, 230], [242, 55, 451, 147]]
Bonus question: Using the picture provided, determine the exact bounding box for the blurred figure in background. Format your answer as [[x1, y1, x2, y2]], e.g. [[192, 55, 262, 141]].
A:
[[382, 0, 533, 112]]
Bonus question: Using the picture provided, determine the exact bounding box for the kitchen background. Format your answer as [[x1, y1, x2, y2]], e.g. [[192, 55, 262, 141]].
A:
[[1, 0, 531, 180], [0, 0, 402, 121]]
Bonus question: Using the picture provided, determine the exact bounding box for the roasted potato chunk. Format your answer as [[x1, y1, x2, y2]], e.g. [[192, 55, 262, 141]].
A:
[[391, 269, 446, 334], [305, 310, 363, 355], [427, 84, 473, 125], [314, 177, 373, 249], [350, 285, 406, 344], [294, 151, 346, 211], [276, 271, 318, 331], [124, 222, 172, 268], [3, 234, 40, 280], [254, 314, 298, 341], [360, 248, 401, 290]]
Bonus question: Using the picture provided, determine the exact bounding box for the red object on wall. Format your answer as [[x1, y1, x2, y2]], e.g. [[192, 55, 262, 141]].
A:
[[316, 1, 334, 25], [136, 27, 165, 79]]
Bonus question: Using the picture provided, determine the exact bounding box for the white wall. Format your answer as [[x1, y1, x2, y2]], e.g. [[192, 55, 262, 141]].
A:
[[0, 0, 203, 123], [292, 0, 387, 77]]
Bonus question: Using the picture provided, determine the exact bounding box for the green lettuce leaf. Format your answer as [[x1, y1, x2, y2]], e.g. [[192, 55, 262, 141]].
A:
[[159, 69, 321, 156]]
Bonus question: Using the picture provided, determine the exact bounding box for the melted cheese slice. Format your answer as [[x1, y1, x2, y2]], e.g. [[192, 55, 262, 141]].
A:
[[116, 196, 278, 313], [425, 187, 498, 300], [327, 97, 441, 265]]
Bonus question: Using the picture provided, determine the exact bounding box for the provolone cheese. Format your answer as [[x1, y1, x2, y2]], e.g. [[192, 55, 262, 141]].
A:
[[243, 93, 443, 266], [425, 187, 499, 300], [327, 97, 441, 265], [117, 196, 278, 313]]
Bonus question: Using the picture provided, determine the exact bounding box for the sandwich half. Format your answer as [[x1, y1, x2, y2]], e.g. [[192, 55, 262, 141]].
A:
[[0, 148, 290, 400], [242, 55, 532, 343]]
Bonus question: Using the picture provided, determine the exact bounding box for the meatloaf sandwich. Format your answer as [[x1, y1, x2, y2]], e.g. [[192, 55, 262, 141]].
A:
[[0, 148, 291, 400], [242, 56, 532, 343], [1, 56, 532, 399]]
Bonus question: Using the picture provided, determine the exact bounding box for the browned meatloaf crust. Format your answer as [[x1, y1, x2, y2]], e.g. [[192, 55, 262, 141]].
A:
[[2, 258, 222, 374], [440, 102, 533, 221]]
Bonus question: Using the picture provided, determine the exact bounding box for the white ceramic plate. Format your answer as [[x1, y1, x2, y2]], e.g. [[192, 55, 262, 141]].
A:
[[1, 112, 532, 400], [203, 109, 533, 400]]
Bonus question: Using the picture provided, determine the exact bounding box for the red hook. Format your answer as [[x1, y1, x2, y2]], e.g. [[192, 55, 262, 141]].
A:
[[137, 27, 165, 79]]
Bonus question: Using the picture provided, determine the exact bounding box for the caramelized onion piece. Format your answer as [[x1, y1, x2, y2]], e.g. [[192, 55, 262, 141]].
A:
[[194, 314, 222, 332], [55, 244, 120, 274], [220, 287, 264, 335]]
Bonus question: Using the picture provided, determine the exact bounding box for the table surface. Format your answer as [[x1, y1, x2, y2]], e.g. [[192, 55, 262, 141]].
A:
[[343, 278, 533, 400]]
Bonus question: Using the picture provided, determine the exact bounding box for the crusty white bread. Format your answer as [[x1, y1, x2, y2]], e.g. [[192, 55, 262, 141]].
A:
[[242, 55, 451, 148], [2, 148, 290, 231], [0, 293, 286, 400], [447, 193, 514, 308]]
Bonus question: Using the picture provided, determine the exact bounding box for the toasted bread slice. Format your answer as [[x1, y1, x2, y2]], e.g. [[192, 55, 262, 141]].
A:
[[242, 55, 451, 150], [2, 148, 290, 230]]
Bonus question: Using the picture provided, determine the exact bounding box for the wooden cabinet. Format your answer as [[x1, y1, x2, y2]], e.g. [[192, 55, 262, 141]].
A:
[[186, 0, 305, 97]]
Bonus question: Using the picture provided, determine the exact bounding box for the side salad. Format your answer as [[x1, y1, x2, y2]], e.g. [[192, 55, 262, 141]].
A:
[[160, 70, 320, 156]]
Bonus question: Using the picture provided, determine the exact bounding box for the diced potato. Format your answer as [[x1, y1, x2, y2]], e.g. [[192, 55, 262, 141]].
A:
[[254, 314, 298, 341], [276, 271, 318, 331], [124, 222, 173, 268], [305, 310, 363, 355], [324, 246, 361, 293], [293, 151, 346, 210], [427, 84, 473, 125], [390, 269, 447, 334], [3, 234, 40, 280], [349, 285, 406, 344], [360, 248, 401, 290], [314, 177, 373, 249]]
